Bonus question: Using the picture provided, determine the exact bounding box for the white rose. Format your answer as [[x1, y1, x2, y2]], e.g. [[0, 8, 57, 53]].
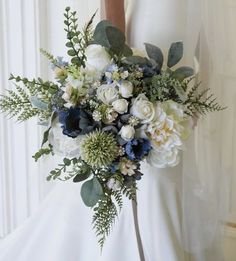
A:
[[147, 148, 180, 168], [112, 99, 128, 114], [48, 120, 84, 158], [130, 94, 155, 123], [85, 44, 111, 74], [118, 81, 133, 98], [97, 84, 119, 104], [119, 125, 135, 141]]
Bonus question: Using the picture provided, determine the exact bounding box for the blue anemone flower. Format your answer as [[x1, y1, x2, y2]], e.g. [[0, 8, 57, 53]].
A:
[[58, 107, 96, 138], [125, 138, 152, 160]]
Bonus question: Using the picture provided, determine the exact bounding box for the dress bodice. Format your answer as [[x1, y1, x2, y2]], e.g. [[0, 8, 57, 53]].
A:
[[126, 0, 188, 51]]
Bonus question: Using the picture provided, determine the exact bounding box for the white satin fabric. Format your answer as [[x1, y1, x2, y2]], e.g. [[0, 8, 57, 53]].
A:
[[0, 182, 140, 261]]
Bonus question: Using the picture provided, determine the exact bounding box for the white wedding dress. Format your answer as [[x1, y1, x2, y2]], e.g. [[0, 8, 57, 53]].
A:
[[0, 0, 198, 260]]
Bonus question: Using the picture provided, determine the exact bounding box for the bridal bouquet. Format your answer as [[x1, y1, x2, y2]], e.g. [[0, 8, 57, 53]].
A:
[[0, 8, 224, 248]]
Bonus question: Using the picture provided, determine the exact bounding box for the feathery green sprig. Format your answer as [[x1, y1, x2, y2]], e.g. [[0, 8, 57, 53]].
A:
[[64, 7, 95, 67]]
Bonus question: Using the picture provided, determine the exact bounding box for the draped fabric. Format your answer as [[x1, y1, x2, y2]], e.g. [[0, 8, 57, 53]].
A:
[[182, 0, 230, 259]]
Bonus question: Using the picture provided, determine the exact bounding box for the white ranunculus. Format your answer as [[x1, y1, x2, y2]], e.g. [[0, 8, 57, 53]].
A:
[[48, 120, 84, 158], [112, 99, 129, 114], [118, 81, 133, 98], [97, 84, 119, 104], [146, 103, 182, 151], [147, 147, 180, 168], [119, 125, 135, 141], [85, 44, 111, 74], [130, 94, 155, 123]]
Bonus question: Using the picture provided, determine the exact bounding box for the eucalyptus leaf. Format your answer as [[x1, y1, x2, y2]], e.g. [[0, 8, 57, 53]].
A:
[[30, 96, 48, 110], [144, 43, 164, 68], [173, 66, 194, 81], [73, 172, 91, 183], [105, 26, 125, 55], [67, 49, 76, 56], [167, 42, 183, 68], [93, 20, 112, 47], [122, 44, 133, 57], [124, 56, 149, 65], [81, 177, 104, 207]]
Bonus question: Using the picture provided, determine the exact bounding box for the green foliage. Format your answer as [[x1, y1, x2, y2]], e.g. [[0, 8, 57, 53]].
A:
[[46, 157, 79, 181], [0, 74, 59, 121], [33, 145, 54, 162], [82, 11, 97, 46], [92, 194, 118, 249], [0, 84, 41, 121], [64, 7, 95, 67], [167, 41, 183, 68], [122, 182, 137, 201], [144, 43, 164, 69], [112, 190, 123, 211], [144, 72, 188, 103], [81, 177, 104, 207], [184, 82, 226, 115], [93, 20, 132, 60], [40, 48, 60, 68]]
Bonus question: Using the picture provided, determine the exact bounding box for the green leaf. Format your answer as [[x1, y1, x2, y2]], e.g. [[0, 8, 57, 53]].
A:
[[63, 158, 71, 166], [73, 172, 91, 183], [124, 55, 149, 65], [105, 26, 125, 55], [122, 44, 133, 57], [66, 42, 73, 48], [144, 43, 164, 68], [67, 49, 76, 56], [167, 42, 183, 68], [30, 96, 48, 110], [41, 127, 51, 147], [93, 20, 112, 47], [81, 177, 104, 207], [173, 66, 194, 81]]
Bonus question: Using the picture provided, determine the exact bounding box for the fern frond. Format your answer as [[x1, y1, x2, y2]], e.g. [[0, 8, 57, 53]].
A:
[[92, 195, 118, 249], [40, 48, 59, 67], [0, 85, 40, 121], [83, 11, 97, 46], [184, 82, 226, 115], [112, 190, 123, 211], [122, 182, 137, 201]]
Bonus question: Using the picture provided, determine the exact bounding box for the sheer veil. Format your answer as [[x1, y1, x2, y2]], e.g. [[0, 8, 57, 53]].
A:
[[182, 0, 229, 260]]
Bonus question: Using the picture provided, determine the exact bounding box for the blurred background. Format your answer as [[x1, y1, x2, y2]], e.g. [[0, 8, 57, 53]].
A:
[[0, 0, 235, 260]]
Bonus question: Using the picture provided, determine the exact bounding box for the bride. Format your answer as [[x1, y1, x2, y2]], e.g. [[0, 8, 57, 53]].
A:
[[0, 0, 225, 260]]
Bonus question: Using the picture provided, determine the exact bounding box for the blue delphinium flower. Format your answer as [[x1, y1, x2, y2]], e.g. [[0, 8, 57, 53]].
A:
[[50, 56, 68, 70], [58, 107, 96, 138], [125, 138, 152, 160]]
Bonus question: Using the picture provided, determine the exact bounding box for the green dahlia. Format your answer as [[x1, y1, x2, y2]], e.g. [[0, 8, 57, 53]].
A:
[[81, 130, 118, 168]]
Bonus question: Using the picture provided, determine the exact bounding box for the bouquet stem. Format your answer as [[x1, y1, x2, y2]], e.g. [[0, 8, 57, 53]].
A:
[[132, 193, 145, 261]]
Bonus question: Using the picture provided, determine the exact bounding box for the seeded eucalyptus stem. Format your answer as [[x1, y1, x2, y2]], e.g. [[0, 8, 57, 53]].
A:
[[132, 192, 145, 261]]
